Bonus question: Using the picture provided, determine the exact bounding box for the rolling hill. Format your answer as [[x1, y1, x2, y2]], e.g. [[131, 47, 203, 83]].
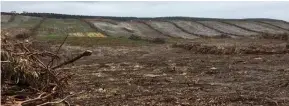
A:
[[1, 12, 289, 40]]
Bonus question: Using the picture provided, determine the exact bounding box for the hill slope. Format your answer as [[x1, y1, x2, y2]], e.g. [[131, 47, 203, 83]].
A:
[[1, 12, 289, 40]]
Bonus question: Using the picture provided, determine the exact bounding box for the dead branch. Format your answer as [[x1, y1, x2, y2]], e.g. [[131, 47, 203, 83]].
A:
[[12, 51, 60, 59], [36, 91, 84, 106], [47, 33, 69, 68], [20, 91, 56, 106], [1, 61, 10, 63], [52, 50, 92, 70], [20, 43, 46, 69], [2, 29, 93, 106]]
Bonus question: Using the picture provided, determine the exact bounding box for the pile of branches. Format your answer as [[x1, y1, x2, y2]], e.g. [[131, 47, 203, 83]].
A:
[[172, 42, 289, 55], [1, 32, 92, 105]]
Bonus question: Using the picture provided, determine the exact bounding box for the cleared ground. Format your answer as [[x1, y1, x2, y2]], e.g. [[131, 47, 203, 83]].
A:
[[2, 14, 289, 105], [34, 37, 289, 106]]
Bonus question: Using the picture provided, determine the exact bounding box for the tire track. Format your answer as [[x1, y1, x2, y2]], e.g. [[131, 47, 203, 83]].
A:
[[192, 21, 241, 38], [135, 20, 173, 38], [80, 19, 111, 37]]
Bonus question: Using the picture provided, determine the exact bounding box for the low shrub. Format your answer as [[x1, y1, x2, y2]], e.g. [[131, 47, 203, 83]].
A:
[[151, 38, 166, 44], [128, 34, 142, 41]]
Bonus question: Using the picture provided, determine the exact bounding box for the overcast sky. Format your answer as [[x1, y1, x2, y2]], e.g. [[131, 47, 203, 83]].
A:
[[1, 1, 289, 21]]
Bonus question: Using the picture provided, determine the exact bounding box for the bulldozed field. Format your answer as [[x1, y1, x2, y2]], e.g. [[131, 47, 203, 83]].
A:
[[42, 38, 289, 106], [1, 14, 289, 105]]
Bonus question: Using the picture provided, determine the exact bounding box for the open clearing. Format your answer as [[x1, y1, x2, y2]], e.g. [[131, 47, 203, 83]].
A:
[[1, 13, 289, 106], [39, 37, 289, 106]]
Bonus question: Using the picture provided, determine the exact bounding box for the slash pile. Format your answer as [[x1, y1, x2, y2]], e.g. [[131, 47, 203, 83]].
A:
[[172, 41, 289, 55], [1, 30, 92, 106]]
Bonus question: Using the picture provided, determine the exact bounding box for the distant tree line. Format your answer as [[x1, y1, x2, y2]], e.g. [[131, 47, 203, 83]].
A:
[[1, 11, 283, 22]]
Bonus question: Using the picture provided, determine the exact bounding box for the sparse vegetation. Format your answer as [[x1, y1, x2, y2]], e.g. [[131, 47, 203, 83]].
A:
[[2, 12, 289, 106], [128, 34, 142, 41], [172, 41, 289, 54], [1, 33, 91, 105], [36, 35, 152, 47], [150, 37, 166, 44]]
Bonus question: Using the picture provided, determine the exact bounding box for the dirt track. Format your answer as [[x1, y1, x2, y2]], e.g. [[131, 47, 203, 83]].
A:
[[45, 38, 289, 106]]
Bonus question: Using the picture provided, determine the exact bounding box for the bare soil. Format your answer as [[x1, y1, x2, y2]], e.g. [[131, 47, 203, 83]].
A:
[[48, 38, 289, 106]]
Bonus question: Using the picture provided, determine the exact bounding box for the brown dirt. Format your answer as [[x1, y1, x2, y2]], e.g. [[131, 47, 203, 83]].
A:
[[47, 38, 289, 106]]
